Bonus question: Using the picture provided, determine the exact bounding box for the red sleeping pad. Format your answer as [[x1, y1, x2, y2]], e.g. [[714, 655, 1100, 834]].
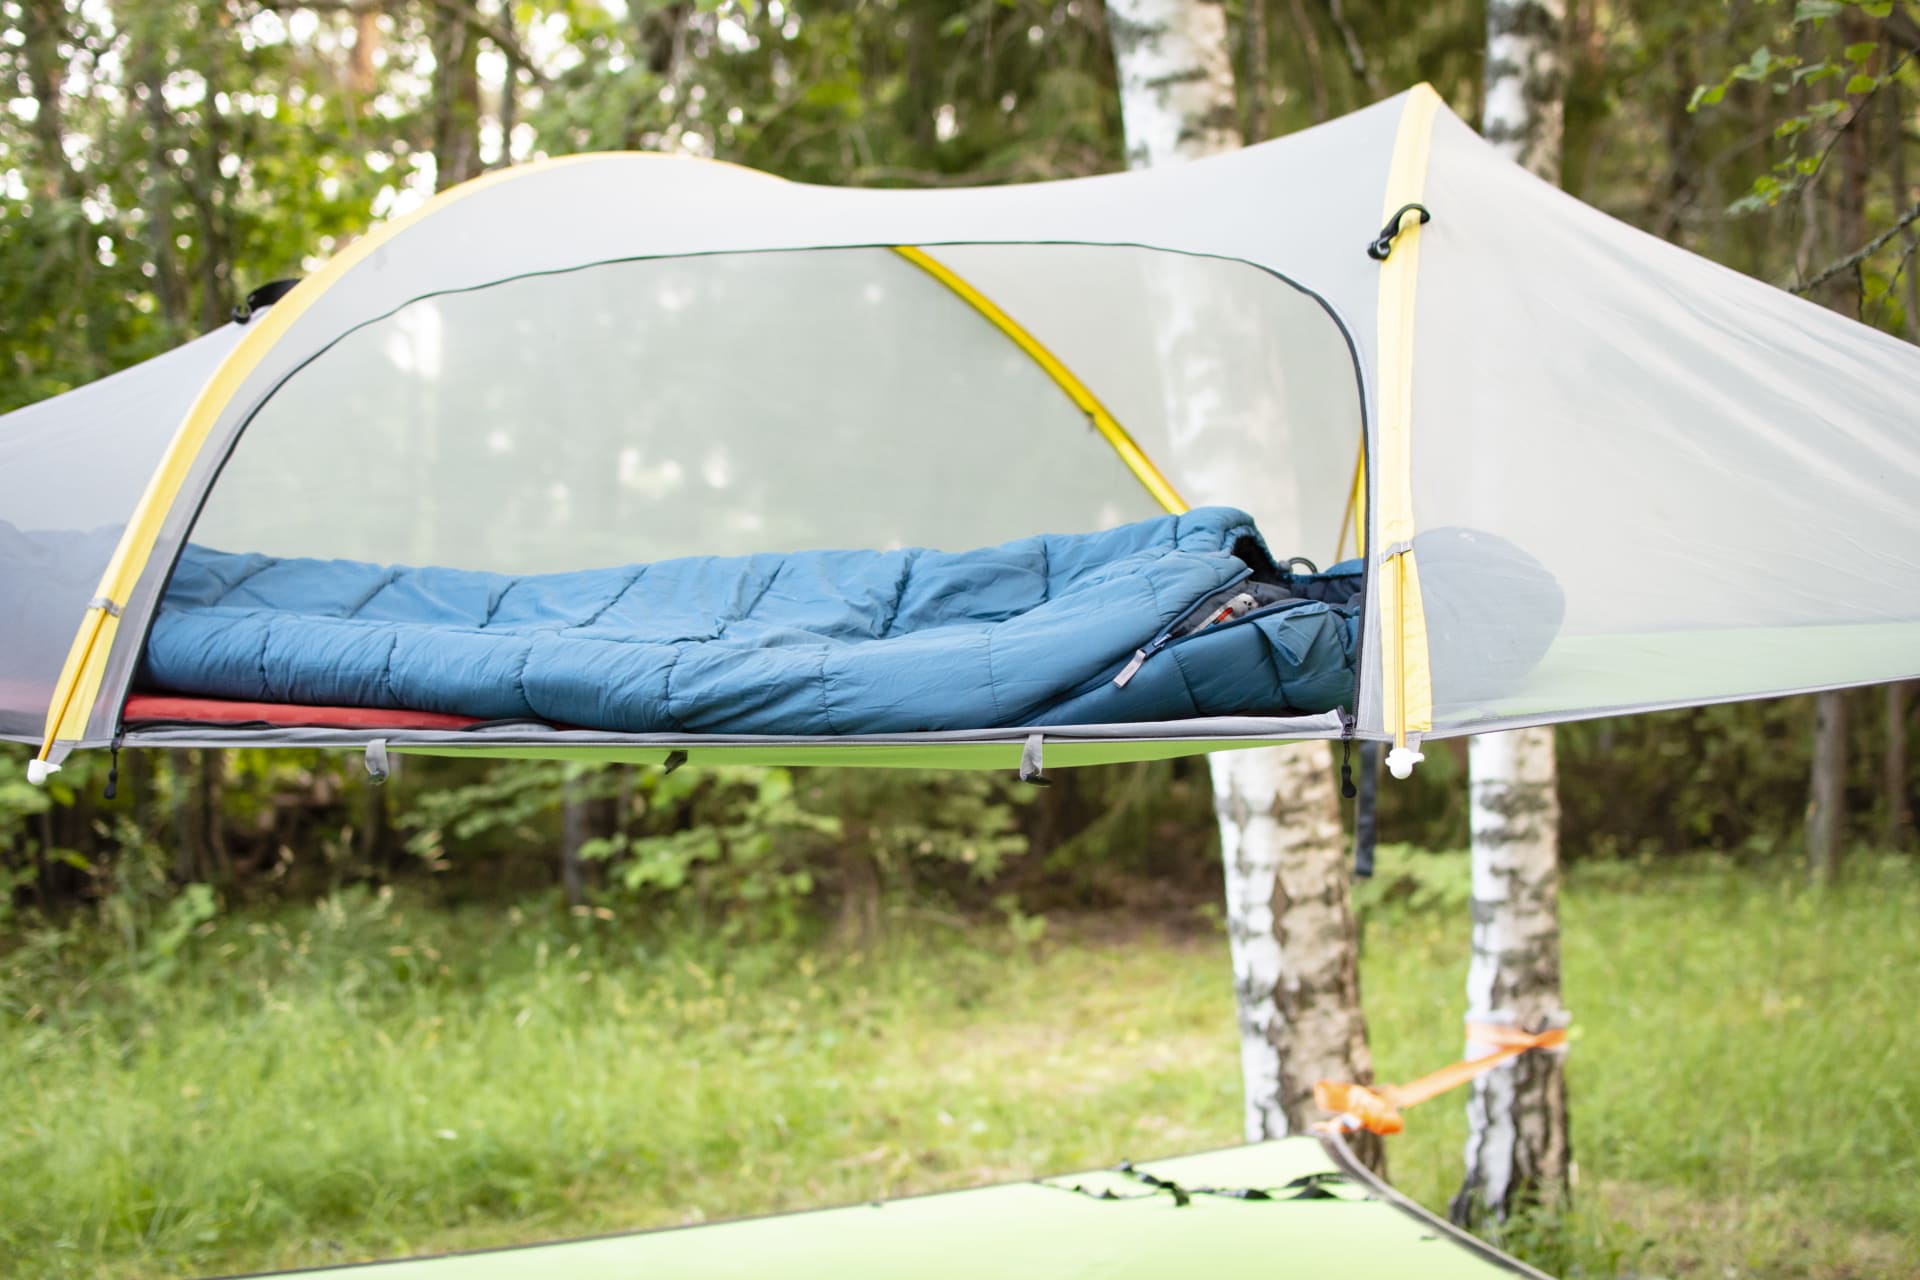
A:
[[121, 694, 484, 732]]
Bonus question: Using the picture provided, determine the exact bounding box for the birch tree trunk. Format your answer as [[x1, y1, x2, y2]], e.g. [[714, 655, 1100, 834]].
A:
[[1456, 729, 1570, 1223], [1107, 0, 1379, 1170], [1807, 692, 1848, 883], [1458, 0, 1573, 1226], [1215, 744, 1382, 1171], [1106, 0, 1240, 168], [1886, 682, 1913, 851]]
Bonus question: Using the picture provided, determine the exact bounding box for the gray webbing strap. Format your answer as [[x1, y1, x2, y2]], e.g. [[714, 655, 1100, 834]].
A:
[[364, 739, 390, 785], [1018, 733, 1050, 786]]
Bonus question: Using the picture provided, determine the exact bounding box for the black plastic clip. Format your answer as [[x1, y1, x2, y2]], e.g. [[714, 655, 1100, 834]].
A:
[[1366, 203, 1432, 261], [231, 278, 301, 324], [662, 749, 688, 775], [104, 735, 122, 801]]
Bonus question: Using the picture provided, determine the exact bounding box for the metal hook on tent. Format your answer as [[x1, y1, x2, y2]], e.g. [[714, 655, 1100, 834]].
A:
[[231, 278, 301, 325], [1366, 204, 1432, 262]]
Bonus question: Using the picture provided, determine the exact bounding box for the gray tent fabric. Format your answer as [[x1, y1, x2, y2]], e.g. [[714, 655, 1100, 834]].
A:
[[0, 325, 246, 740], [3, 85, 1917, 770]]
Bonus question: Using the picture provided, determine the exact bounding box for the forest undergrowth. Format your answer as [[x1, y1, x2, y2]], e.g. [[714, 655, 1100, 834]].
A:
[[2, 853, 1916, 1279]]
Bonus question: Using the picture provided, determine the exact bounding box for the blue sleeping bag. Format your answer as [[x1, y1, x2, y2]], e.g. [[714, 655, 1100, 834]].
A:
[[142, 508, 1361, 734]]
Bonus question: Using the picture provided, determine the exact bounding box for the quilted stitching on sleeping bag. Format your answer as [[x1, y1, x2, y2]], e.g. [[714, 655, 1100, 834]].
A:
[[141, 508, 1360, 734]]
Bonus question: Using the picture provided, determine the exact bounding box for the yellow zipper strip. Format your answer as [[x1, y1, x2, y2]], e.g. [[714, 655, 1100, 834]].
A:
[[1374, 85, 1442, 749]]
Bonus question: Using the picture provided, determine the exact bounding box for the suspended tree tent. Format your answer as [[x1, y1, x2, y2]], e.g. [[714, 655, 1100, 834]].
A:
[[6, 81, 1920, 787], [8, 83, 1915, 1280]]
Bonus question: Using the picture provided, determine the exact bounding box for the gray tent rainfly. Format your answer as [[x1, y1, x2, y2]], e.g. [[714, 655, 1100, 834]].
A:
[[4, 84, 1918, 786]]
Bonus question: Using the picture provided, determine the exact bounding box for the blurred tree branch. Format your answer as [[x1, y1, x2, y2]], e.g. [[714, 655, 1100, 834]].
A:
[[250, 0, 546, 80]]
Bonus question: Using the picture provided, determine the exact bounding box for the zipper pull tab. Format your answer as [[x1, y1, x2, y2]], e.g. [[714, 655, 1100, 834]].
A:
[[1113, 648, 1149, 688]]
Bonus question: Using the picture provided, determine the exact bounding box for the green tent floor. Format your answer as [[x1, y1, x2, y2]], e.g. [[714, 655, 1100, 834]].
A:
[[221, 1136, 1548, 1279]]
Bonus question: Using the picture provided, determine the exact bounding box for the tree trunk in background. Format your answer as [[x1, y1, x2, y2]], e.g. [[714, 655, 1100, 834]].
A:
[[1887, 683, 1913, 851], [1214, 745, 1381, 1172], [200, 750, 229, 884], [349, 7, 381, 99], [1807, 692, 1847, 882], [431, 2, 483, 191], [1461, 0, 1572, 1227], [1483, 1, 1567, 180], [1456, 730, 1570, 1224], [1106, 0, 1239, 167], [171, 751, 200, 884], [561, 773, 587, 909], [1107, 0, 1379, 1171], [1803, 14, 1871, 880], [1243, 0, 1269, 143]]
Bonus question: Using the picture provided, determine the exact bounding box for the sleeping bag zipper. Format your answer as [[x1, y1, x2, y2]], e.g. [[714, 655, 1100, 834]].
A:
[[1113, 568, 1257, 688]]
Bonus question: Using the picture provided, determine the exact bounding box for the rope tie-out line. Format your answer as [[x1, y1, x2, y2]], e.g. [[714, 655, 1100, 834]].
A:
[[1313, 1022, 1570, 1137]]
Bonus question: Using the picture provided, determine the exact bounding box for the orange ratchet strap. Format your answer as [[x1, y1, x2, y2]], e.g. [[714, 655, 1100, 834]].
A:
[[1314, 1023, 1569, 1136]]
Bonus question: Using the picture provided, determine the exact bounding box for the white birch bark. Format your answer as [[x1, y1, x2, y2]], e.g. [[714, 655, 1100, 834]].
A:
[[1106, 0, 1241, 168], [1106, 0, 1379, 1167], [1457, 728, 1570, 1222], [1459, 0, 1573, 1226], [1483, 1, 1567, 185], [1214, 743, 1380, 1169]]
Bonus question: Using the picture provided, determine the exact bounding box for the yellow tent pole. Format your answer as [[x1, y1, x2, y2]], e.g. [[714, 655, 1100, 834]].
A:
[[891, 246, 1189, 515], [1335, 444, 1367, 563]]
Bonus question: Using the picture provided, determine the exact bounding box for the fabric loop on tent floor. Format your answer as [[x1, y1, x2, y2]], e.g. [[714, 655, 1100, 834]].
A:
[[363, 739, 389, 786], [1019, 733, 1049, 786]]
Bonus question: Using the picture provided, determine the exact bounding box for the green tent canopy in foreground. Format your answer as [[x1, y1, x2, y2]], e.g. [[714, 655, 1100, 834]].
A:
[[218, 1137, 1547, 1280]]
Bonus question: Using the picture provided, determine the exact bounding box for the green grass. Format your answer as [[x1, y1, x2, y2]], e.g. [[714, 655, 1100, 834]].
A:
[[2, 856, 1916, 1278]]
